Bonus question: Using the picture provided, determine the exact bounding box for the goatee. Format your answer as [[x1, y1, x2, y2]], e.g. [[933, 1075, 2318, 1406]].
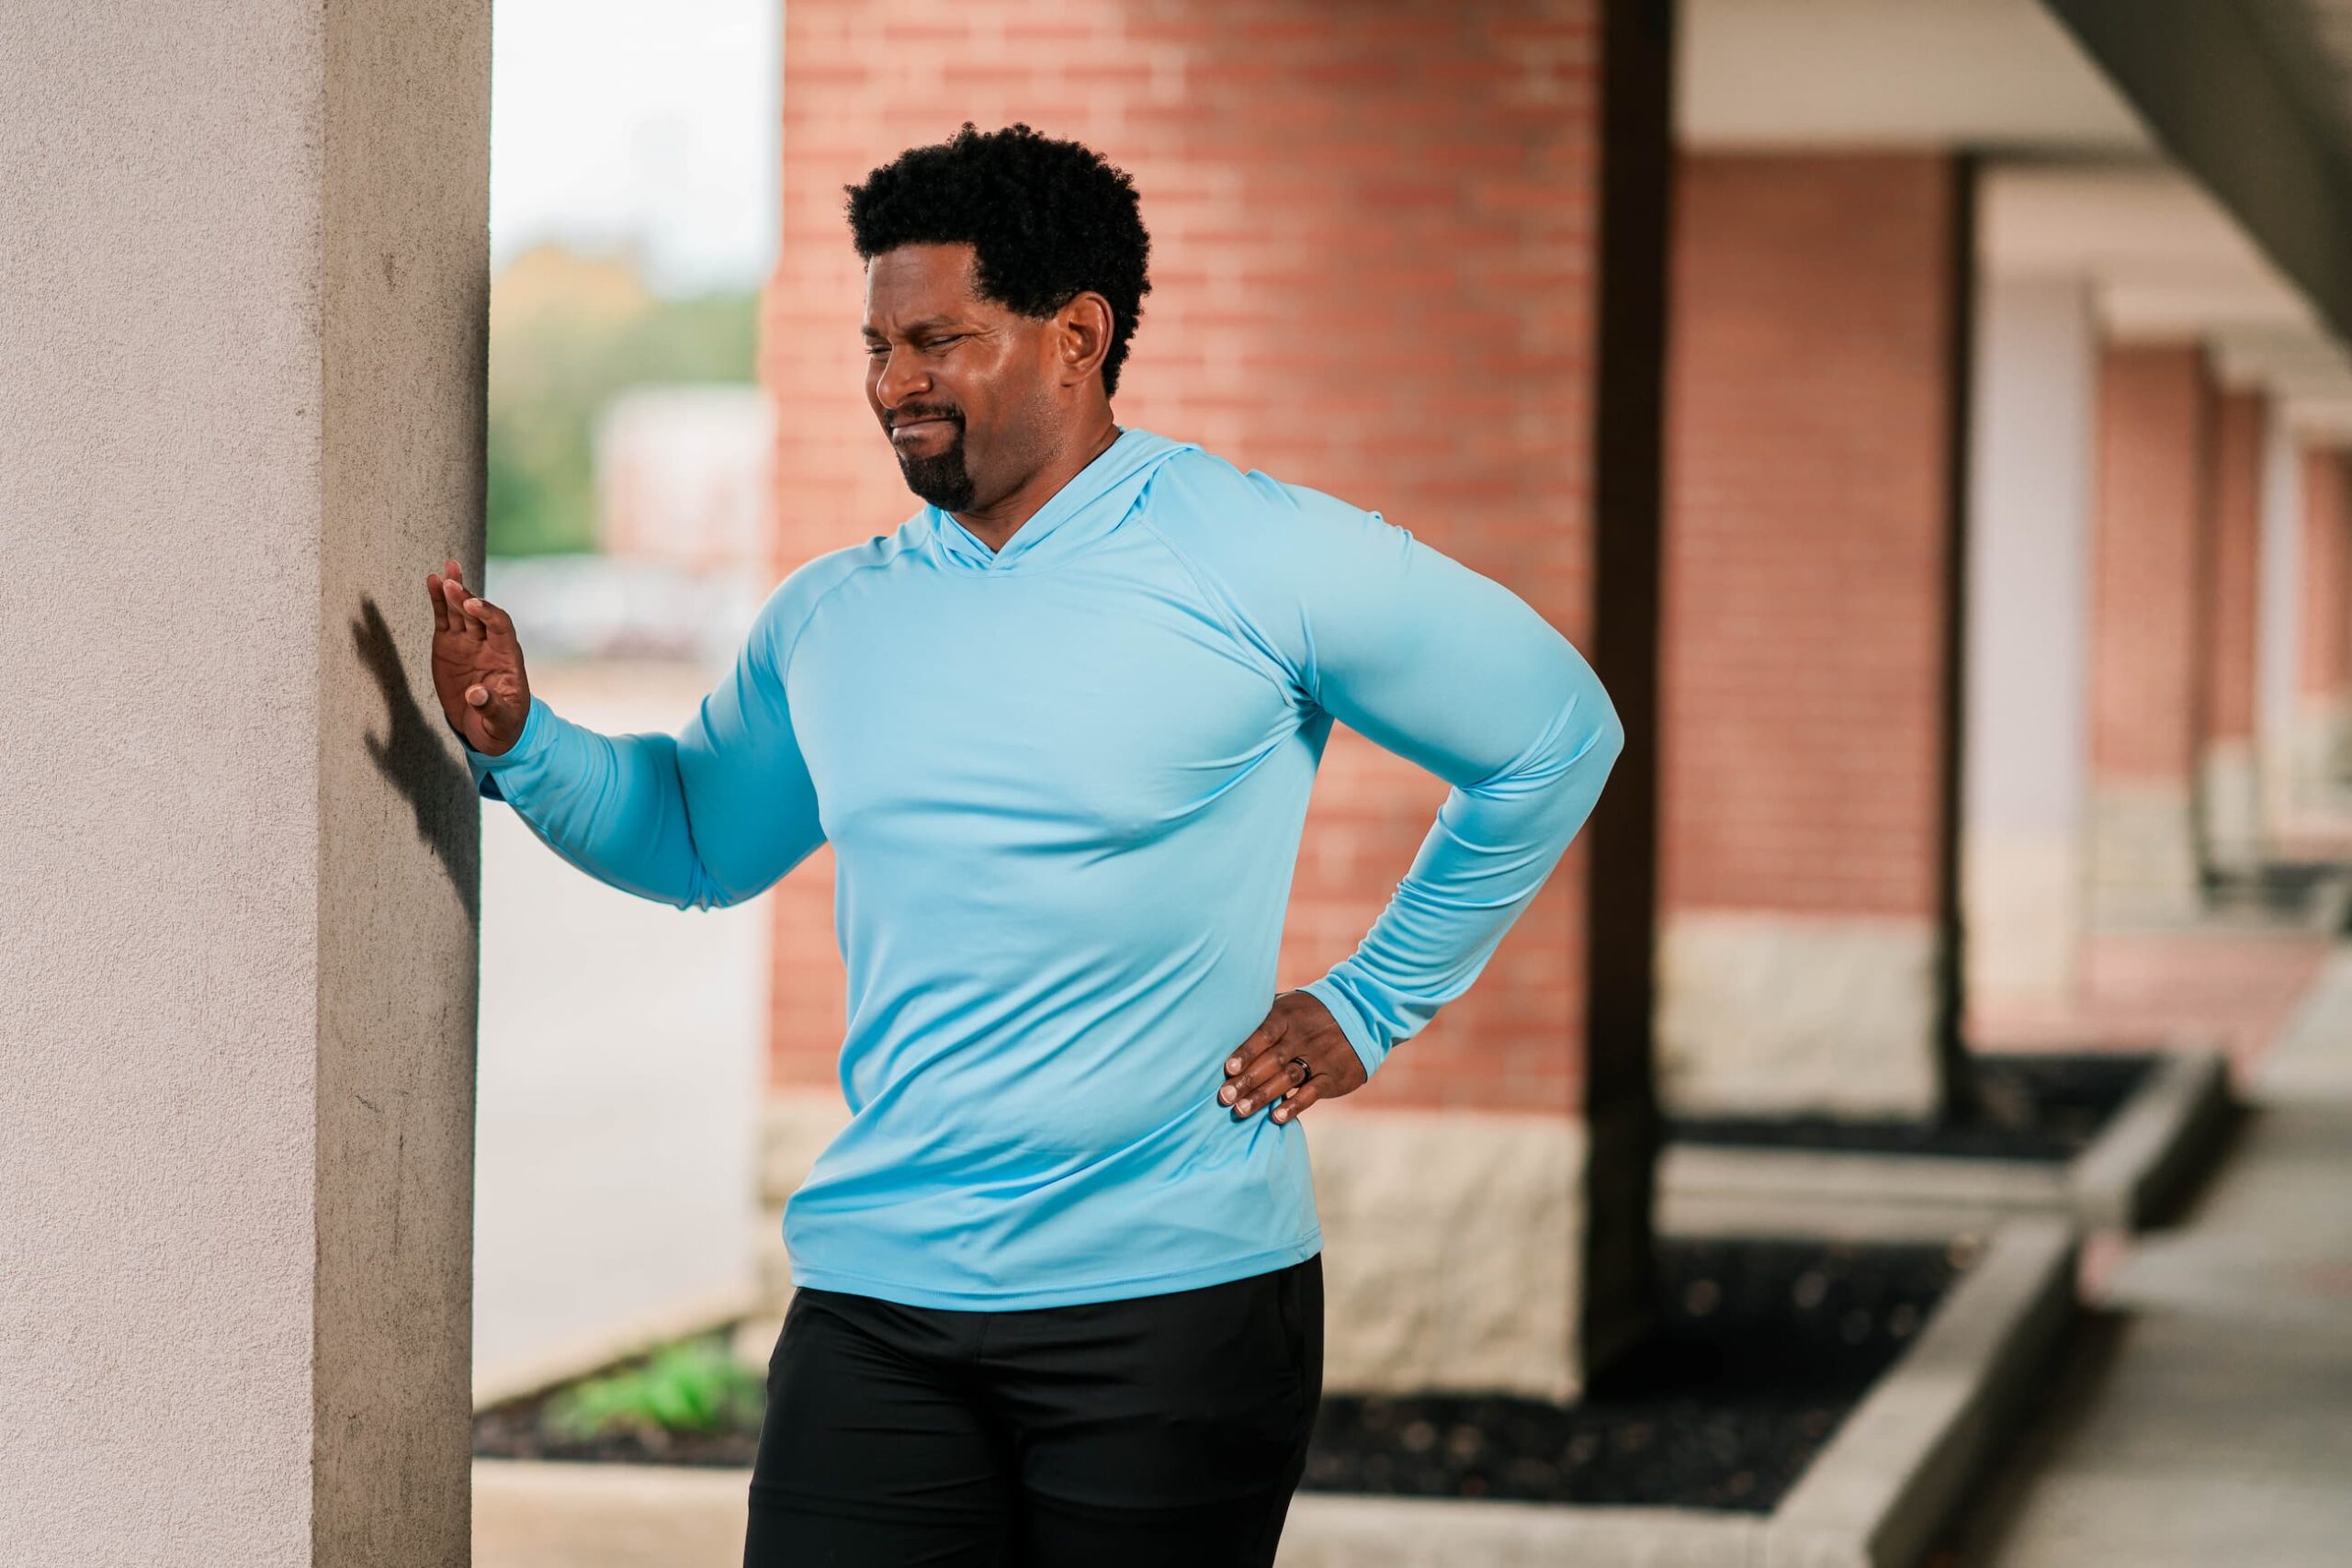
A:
[[897, 422, 977, 513]]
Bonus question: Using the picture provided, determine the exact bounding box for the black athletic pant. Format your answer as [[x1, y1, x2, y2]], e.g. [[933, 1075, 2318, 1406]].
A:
[[743, 1252, 1324, 1567]]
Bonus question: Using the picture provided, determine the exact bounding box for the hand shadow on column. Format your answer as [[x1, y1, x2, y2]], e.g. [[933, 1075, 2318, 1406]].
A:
[[352, 593, 481, 929]]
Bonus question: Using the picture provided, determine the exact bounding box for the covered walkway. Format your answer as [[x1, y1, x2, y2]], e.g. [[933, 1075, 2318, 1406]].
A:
[[1949, 948, 2352, 1566]]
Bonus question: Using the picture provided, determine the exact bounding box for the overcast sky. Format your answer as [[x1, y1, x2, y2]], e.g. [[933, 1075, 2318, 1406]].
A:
[[491, 0, 780, 295]]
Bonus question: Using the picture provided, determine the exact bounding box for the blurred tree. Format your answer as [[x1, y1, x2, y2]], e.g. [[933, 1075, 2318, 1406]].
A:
[[488, 242, 759, 556]]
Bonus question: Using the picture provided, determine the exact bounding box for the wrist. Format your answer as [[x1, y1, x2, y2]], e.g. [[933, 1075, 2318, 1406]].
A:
[[461, 694, 551, 799], [1301, 976, 1386, 1081]]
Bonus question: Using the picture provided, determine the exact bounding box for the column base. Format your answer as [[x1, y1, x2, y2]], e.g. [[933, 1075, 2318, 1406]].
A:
[[2201, 739, 2263, 874], [1306, 1106, 1586, 1400], [2088, 782, 2203, 923], [1963, 832, 2085, 1010], [1657, 911, 1942, 1119], [2291, 702, 2352, 803]]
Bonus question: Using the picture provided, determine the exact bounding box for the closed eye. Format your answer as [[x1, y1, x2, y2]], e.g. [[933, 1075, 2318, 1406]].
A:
[[865, 335, 965, 355]]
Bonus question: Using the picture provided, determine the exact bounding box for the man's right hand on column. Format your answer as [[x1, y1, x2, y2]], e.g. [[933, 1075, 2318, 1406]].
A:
[[426, 558, 533, 756]]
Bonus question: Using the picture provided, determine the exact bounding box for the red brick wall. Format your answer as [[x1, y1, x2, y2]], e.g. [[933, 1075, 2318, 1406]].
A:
[[762, 0, 1606, 1114], [2204, 389, 2264, 744], [2090, 343, 2214, 784], [2299, 447, 2351, 704], [1658, 152, 1962, 921]]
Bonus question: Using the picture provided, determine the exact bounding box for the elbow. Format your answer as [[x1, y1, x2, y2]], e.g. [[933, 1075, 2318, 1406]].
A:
[[1594, 700, 1626, 773], [672, 863, 745, 913], [1573, 678, 1626, 775], [680, 880, 746, 914]]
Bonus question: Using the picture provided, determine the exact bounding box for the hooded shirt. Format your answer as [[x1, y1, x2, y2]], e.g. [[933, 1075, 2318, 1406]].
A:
[[467, 425, 1623, 1309]]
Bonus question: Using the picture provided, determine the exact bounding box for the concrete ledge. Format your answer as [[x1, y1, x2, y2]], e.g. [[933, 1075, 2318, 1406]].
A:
[[1762, 1217, 2076, 1568], [1658, 1044, 2233, 1241], [1274, 1495, 1757, 1566], [2067, 1046, 2233, 1228], [475, 1459, 750, 1568], [474, 1222, 2078, 1568]]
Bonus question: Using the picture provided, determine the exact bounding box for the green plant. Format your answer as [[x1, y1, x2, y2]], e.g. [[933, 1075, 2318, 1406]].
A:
[[543, 1336, 766, 1442], [487, 243, 760, 558]]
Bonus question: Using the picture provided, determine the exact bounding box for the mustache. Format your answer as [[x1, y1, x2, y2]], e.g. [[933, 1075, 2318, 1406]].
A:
[[888, 404, 964, 428]]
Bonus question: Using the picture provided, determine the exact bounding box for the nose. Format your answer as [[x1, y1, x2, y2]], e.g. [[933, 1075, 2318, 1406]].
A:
[[873, 344, 931, 411]]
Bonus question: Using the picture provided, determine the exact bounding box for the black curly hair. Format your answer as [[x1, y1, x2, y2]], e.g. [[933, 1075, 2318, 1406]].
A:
[[845, 122, 1152, 398]]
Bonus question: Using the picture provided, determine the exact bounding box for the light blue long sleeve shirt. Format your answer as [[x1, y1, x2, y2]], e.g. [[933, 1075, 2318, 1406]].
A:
[[468, 426, 1622, 1309]]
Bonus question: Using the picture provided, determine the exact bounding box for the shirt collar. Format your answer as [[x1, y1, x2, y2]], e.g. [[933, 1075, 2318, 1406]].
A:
[[928, 426, 1196, 572]]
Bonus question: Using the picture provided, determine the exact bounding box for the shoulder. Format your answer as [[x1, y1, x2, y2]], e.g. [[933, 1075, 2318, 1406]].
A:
[[752, 519, 925, 664], [1141, 446, 1406, 579]]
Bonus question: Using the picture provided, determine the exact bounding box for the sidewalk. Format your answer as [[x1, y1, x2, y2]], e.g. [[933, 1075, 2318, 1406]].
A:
[[1944, 946, 2352, 1566]]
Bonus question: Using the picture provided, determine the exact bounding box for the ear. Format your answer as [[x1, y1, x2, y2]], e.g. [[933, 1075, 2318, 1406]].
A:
[[1052, 291, 1116, 389]]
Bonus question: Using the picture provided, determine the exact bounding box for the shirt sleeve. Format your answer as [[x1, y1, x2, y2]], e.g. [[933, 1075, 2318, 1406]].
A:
[[460, 573, 828, 912], [1165, 466, 1624, 1081]]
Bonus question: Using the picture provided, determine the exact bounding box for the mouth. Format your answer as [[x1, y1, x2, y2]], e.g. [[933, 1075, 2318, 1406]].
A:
[[889, 416, 958, 446]]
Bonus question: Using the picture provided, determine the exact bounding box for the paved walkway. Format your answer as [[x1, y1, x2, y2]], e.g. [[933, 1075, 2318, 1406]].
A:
[[473, 659, 770, 1402], [1946, 947, 2352, 1566]]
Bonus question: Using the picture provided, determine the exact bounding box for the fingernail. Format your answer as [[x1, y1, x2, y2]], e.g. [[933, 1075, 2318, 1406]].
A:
[[1220, 1086, 1236, 1104], [1237, 1099, 1250, 1114], [1227, 1058, 1239, 1073], [1273, 1107, 1288, 1122]]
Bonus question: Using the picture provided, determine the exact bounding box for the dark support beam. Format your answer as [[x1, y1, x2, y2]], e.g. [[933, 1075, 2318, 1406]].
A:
[[2046, 0, 2352, 345], [1935, 154, 1979, 1121], [1580, 0, 1674, 1380]]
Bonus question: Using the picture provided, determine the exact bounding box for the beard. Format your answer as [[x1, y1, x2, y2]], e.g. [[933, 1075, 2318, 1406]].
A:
[[892, 411, 977, 512]]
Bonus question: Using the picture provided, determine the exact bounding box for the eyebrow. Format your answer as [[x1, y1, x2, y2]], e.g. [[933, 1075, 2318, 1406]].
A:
[[862, 316, 967, 339]]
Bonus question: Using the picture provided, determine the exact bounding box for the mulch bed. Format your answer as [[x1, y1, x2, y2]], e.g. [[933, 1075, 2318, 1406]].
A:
[[472, 1334, 760, 1468], [475, 1236, 1965, 1516], [1667, 1051, 2157, 1162], [1301, 1235, 1962, 1511]]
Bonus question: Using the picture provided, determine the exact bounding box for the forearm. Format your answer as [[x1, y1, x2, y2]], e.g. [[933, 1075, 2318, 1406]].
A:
[[468, 695, 737, 911], [1304, 666, 1623, 1079]]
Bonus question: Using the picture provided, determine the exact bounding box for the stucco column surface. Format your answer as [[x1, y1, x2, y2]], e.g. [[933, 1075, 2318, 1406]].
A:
[[0, 3, 490, 1562]]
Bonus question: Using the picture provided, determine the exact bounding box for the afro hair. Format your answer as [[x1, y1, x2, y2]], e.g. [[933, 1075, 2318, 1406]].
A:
[[845, 122, 1152, 398]]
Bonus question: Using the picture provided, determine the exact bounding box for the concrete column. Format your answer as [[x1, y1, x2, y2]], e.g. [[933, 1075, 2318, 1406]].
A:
[[2257, 416, 2306, 826], [2087, 342, 2217, 922], [1657, 152, 1970, 1121], [0, 5, 489, 1564], [760, 0, 1670, 1400], [1962, 274, 2097, 1011], [2294, 447, 2352, 791], [2203, 389, 2267, 868]]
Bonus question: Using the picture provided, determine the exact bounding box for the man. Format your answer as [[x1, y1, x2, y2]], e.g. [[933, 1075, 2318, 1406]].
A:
[[428, 122, 1621, 1567]]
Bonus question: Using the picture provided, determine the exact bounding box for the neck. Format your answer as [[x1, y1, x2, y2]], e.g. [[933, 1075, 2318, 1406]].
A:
[[951, 413, 1122, 553]]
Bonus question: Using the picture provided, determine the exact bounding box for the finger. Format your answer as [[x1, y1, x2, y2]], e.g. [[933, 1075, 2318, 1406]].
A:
[[1223, 1019, 1275, 1079], [445, 558, 466, 587], [451, 583, 492, 643], [1271, 1080, 1323, 1124], [1228, 1045, 1306, 1117], [1230, 1035, 1308, 1106], [1220, 1017, 1282, 1104], [426, 572, 451, 633], [441, 576, 479, 639], [473, 596, 518, 645], [1222, 1043, 1288, 1110]]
